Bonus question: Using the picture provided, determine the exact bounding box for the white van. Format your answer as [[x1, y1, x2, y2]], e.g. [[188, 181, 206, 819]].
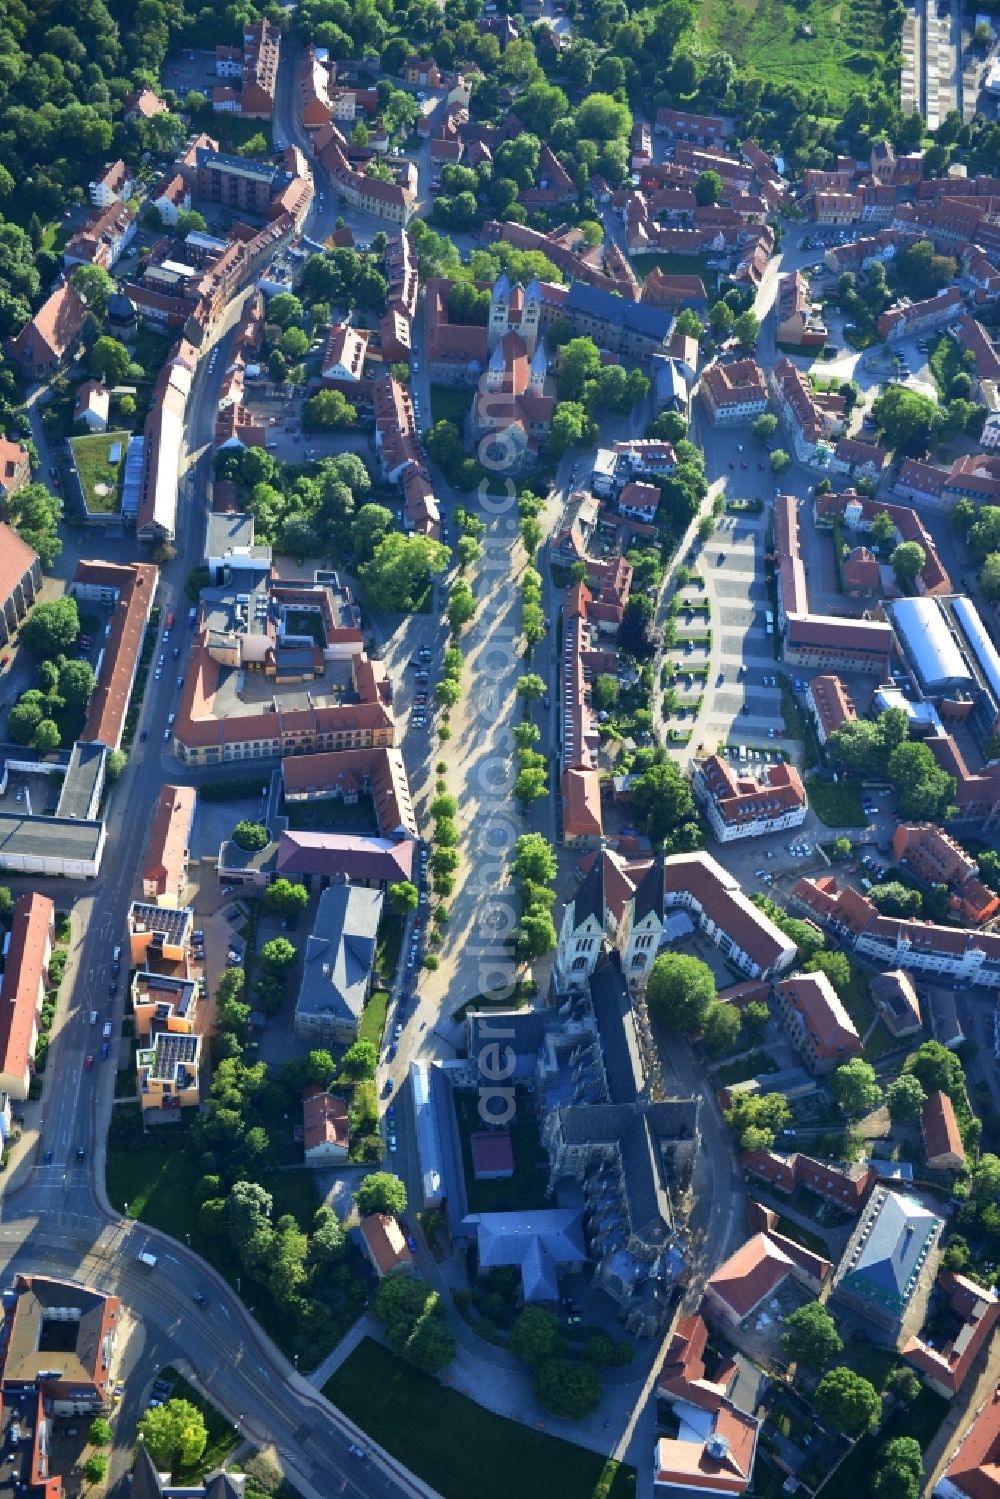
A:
[[167, 713, 175, 728], [102, 1023, 112, 1040], [112, 945, 121, 964]]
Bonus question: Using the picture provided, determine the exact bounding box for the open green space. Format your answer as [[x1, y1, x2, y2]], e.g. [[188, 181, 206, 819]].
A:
[[324, 1339, 636, 1499], [822, 1382, 947, 1499], [133, 327, 173, 380], [928, 332, 968, 400], [375, 910, 404, 986], [837, 954, 877, 1038], [691, 0, 896, 110], [358, 988, 390, 1051], [429, 385, 472, 428], [632, 252, 711, 282], [69, 431, 130, 515], [155, 1367, 238, 1483], [805, 775, 865, 828], [104, 1103, 337, 1359], [773, 1215, 829, 1258], [453, 1086, 550, 1213], [285, 795, 378, 833]]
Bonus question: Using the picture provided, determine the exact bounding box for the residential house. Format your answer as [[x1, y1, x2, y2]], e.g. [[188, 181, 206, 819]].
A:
[[704, 1230, 831, 1328], [774, 971, 861, 1073], [302, 1085, 350, 1163], [776, 270, 827, 347], [0, 894, 54, 1103], [891, 822, 1000, 925], [403, 56, 441, 88], [322, 323, 369, 382], [359, 1213, 414, 1276], [0, 439, 30, 500], [904, 1272, 1000, 1397], [2, 1274, 120, 1418], [691, 755, 807, 843], [934, 1386, 1000, 1497], [700, 359, 769, 423], [89, 159, 132, 208], [654, 1314, 759, 1496], [6, 282, 87, 379], [137, 1030, 201, 1113], [805, 675, 857, 746], [870, 970, 923, 1038], [878, 286, 963, 341], [922, 1090, 966, 1171], [742, 1150, 875, 1213], [73, 381, 110, 432], [292, 879, 384, 1045], [842, 546, 881, 596], [0, 524, 40, 645], [142, 785, 196, 907]]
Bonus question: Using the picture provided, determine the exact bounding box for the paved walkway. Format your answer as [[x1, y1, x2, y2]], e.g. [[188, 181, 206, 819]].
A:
[[307, 1312, 380, 1388]]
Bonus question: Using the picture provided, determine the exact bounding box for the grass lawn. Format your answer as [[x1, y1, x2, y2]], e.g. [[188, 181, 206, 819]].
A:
[[154, 1366, 238, 1482], [691, 0, 894, 110], [285, 796, 378, 833], [714, 1051, 778, 1087], [324, 1339, 636, 1499], [358, 988, 390, 1051], [133, 327, 173, 378], [105, 1104, 326, 1359], [69, 431, 130, 515], [805, 775, 865, 828], [454, 1086, 550, 1213], [774, 1215, 830, 1258], [632, 252, 712, 281], [429, 385, 471, 428], [928, 332, 967, 399], [822, 1385, 948, 1499], [375, 910, 404, 986], [838, 955, 877, 1036]]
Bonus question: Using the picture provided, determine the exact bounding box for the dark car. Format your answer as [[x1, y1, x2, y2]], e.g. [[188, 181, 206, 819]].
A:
[[43, 1151, 52, 1165], [193, 1292, 208, 1309], [76, 1148, 85, 1162]]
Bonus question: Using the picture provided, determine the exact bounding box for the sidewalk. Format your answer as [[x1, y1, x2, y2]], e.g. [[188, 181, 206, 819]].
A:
[[307, 1311, 379, 1388]]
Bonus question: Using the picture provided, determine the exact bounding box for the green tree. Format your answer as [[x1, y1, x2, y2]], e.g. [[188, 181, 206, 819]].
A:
[[447, 580, 476, 632], [534, 1357, 602, 1419], [138, 1400, 209, 1471], [674, 309, 702, 340], [31, 719, 61, 752], [872, 385, 942, 456], [264, 878, 309, 915], [512, 833, 557, 886], [903, 1040, 966, 1101], [259, 937, 296, 972], [282, 326, 310, 360], [58, 658, 96, 706], [84, 1454, 109, 1483], [743, 1001, 770, 1036], [89, 335, 131, 386], [548, 401, 591, 457], [88, 1417, 112, 1446], [556, 338, 602, 400], [515, 906, 557, 959], [702, 1001, 741, 1057], [886, 1074, 927, 1122], [267, 293, 303, 330], [340, 1040, 377, 1079], [389, 880, 419, 915], [8, 697, 44, 745], [814, 1367, 882, 1434], [752, 412, 778, 440], [709, 300, 735, 338], [887, 741, 955, 820], [770, 449, 791, 475], [725, 1091, 792, 1150], [890, 541, 926, 587], [354, 1171, 407, 1217], [831, 1058, 881, 1118], [516, 674, 546, 702], [734, 310, 760, 350], [870, 881, 923, 917], [694, 169, 723, 206], [71, 265, 115, 319], [509, 1305, 559, 1364], [833, 837, 852, 859], [592, 674, 619, 713], [646, 953, 716, 1032], [628, 758, 702, 848], [360, 534, 449, 612], [303, 389, 357, 430], [21, 596, 79, 655], [781, 1302, 844, 1369], [872, 1437, 923, 1499], [232, 820, 269, 852]]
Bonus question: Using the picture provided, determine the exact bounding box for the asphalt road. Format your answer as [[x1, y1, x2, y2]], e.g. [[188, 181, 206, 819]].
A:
[[1, 227, 432, 1499]]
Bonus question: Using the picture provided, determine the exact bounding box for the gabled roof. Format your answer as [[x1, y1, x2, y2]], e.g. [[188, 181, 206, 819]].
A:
[[706, 1232, 795, 1319]]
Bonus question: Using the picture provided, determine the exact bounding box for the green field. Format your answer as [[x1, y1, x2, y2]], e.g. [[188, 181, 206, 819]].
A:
[[429, 385, 471, 427], [692, 0, 894, 109], [324, 1339, 636, 1499], [632, 252, 711, 282], [805, 775, 865, 828], [69, 431, 130, 514]]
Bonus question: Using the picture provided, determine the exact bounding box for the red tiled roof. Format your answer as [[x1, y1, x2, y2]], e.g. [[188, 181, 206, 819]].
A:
[[937, 1384, 1000, 1497], [0, 522, 37, 602], [0, 894, 53, 1089], [922, 1089, 966, 1168], [302, 1085, 349, 1153]]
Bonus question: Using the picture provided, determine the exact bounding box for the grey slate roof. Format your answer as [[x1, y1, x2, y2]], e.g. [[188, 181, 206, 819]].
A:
[[565, 280, 674, 341], [840, 1190, 941, 1316], [294, 878, 383, 1029], [590, 962, 642, 1104], [474, 1208, 586, 1301]]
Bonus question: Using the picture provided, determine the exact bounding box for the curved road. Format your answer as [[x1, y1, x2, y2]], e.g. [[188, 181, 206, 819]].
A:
[[1, 196, 432, 1499]]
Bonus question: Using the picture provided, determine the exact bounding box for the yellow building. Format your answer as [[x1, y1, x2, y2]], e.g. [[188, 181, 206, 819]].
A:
[[137, 1031, 201, 1113]]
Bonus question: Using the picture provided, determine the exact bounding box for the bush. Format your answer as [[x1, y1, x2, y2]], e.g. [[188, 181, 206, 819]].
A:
[[232, 820, 269, 852]]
